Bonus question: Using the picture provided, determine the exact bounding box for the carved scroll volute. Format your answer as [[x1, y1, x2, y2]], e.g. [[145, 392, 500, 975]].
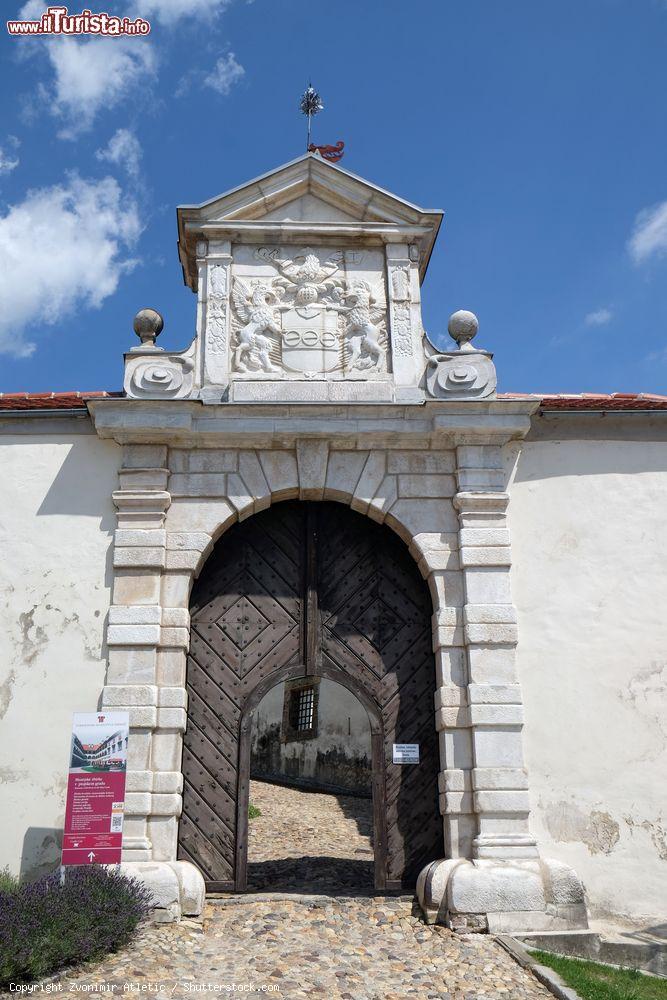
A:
[[426, 353, 497, 399], [123, 308, 196, 400], [125, 354, 195, 399], [425, 310, 497, 401], [203, 240, 232, 386]]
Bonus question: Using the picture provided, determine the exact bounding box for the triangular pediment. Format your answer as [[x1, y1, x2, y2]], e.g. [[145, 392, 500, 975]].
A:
[[257, 192, 359, 224], [177, 153, 443, 288]]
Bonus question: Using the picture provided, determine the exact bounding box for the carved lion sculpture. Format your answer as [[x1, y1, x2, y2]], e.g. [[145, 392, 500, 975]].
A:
[[231, 278, 281, 373], [338, 280, 385, 370]]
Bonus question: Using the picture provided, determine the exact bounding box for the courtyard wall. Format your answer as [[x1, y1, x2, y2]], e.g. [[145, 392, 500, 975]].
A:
[[0, 418, 120, 879], [250, 678, 372, 794], [0, 407, 665, 927], [507, 416, 667, 923]]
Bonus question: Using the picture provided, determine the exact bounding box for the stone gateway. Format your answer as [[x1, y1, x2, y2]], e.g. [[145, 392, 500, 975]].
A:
[[1, 153, 665, 933], [179, 500, 441, 892]]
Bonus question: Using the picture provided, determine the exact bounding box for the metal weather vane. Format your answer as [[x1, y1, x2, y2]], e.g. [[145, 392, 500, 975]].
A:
[[300, 83, 323, 149], [299, 83, 345, 162]]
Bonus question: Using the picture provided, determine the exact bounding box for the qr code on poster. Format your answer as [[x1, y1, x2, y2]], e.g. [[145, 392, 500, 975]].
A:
[[110, 814, 124, 833]]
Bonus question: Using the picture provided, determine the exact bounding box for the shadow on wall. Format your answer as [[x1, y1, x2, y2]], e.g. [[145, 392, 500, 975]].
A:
[[34, 437, 119, 659], [250, 675, 374, 798], [20, 827, 62, 882], [36, 438, 118, 525], [622, 923, 667, 943], [251, 725, 373, 798], [512, 430, 667, 483]]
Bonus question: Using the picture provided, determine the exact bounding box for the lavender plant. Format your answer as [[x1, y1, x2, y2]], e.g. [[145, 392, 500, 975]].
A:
[[0, 866, 153, 986], [0, 867, 18, 894]]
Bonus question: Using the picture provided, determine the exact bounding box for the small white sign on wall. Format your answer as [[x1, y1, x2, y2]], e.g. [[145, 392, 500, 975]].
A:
[[392, 743, 420, 764]]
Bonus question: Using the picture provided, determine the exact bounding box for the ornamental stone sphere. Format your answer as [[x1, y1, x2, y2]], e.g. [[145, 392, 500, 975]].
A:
[[133, 308, 164, 347], [448, 309, 479, 349]]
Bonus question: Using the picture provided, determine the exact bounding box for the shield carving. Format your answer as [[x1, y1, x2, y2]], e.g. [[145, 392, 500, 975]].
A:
[[281, 306, 340, 374]]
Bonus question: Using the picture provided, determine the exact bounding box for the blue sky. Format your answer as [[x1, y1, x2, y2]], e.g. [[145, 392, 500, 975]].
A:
[[1, 0, 667, 394]]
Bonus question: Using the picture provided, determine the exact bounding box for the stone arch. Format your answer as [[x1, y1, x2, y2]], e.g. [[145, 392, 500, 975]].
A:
[[177, 498, 442, 891], [99, 404, 579, 928], [105, 440, 472, 903], [162, 444, 461, 595]]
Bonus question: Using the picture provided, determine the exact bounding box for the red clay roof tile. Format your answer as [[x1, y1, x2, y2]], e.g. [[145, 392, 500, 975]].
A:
[[1, 391, 666, 411], [0, 391, 122, 410]]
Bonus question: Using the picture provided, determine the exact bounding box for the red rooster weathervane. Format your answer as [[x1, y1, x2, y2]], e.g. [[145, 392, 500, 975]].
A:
[[299, 84, 345, 163]]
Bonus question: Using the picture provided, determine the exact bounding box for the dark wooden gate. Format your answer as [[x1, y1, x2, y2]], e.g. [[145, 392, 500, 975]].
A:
[[178, 501, 441, 891]]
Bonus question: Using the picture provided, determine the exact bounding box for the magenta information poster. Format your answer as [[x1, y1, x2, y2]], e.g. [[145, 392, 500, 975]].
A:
[[61, 712, 129, 866]]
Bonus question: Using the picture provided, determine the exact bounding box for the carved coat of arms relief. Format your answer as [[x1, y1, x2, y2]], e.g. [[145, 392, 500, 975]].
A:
[[229, 247, 388, 378]]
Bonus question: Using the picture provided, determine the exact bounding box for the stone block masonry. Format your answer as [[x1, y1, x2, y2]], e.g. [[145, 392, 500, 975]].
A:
[[88, 397, 586, 928]]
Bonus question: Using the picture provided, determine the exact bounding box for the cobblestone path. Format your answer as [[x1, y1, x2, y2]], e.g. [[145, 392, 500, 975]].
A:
[[47, 784, 551, 998], [51, 894, 552, 999], [247, 779, 374, 891]]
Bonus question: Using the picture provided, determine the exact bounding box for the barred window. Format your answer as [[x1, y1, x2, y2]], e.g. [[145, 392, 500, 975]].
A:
[[282, 679, 319, 742], [292, 686, 314, 732]]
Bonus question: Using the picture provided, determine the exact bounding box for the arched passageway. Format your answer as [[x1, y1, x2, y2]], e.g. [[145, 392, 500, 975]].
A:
[[178, 500, 441, 891], [246, 674, 375, 893]]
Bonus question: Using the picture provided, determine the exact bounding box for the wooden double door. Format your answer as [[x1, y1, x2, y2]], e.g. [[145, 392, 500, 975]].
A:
[[178, 501, 442, 891]]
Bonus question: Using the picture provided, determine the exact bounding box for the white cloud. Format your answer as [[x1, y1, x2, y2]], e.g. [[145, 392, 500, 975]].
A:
[[645, 347, 667, 364], [52, 38, 156, 137], [0, 151, 19, 175], [203, 52, 244, 95], [26, 36, 156, 138], [0, 136, 20, 176], [133, 0, 232, 25], [628, 200, 667, 264], [0, 174, 141, 357], [18, 1, 43, 17], [20, 0, 232, 21], [17, 1, 236, 134], [96, 128, 142, 178], [584, 307, 613, 327]]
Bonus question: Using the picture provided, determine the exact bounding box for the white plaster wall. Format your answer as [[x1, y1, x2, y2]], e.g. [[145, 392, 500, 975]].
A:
[[0, 426, 121, 879], [506, 434, 667, 924], [251, 679, 372, 790]]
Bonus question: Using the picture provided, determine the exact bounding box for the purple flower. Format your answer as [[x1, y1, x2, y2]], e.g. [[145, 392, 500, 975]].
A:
[[0, 866, 153, 986]]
